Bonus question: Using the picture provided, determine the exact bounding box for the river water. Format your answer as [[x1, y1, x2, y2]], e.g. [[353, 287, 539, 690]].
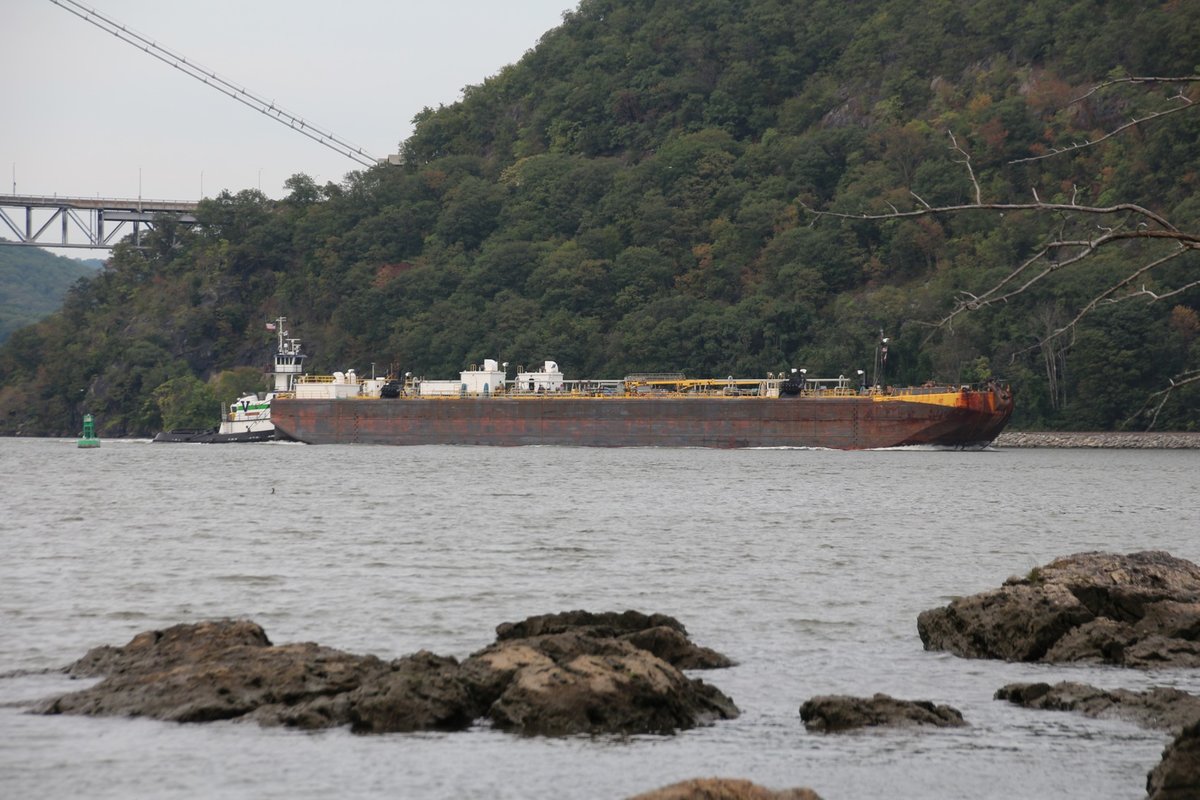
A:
[[1, 438, 1197, 799]]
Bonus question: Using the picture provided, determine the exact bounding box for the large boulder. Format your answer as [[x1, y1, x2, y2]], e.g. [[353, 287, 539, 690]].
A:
[[463, 617, 739, 736], [37, 611, 737, 737], [799, 693, 966, 732], [494, 610, 733, 669], [42, 619, 384, 725], [995, 681, 1200, 733], [1148, 718, 1200, 800], [917, 551, 1200, 666], [628, 778, 822, 799], [64, 618, 274, 677], [346, 651, 480, 734]]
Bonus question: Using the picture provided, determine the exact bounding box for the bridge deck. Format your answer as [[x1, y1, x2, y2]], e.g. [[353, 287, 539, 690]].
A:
[[0, 194, 199, 212], [0, 194, 200, 249]]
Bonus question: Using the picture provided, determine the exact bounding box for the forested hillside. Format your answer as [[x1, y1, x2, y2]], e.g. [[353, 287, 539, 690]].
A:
[[2, 0, 1198, 436], [0, 244, 100, 343]]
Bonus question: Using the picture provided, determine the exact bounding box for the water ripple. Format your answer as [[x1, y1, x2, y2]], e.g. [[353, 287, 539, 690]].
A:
[[0, 439, 1196, 799]]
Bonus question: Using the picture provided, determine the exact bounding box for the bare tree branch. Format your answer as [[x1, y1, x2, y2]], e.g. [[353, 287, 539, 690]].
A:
[[1125, 278, 1200, 303], [1003, 246, 1193, 358], [1072, 75, 1200, 103], [947, 130, 982, 203], [1009, 93, 1194, 165], [806, 172, 1200, 352], [1123, 370, 1200, 431], [802, 198, 1190, 238], [946, 232, 1196, 325], [1008, 76, 1200, 165], [803, 188, 1200, 344], [1062, 246, 1190, 322], [800, 87, 1200, 428]]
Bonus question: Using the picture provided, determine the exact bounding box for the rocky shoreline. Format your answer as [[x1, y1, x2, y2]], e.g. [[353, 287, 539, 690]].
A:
[[919, 551, 1200, 800], [22, 552, 1200, 799], [38, 610, 738, 737], [995, 431, 1200, 448], [917, 551, 1200, 668]]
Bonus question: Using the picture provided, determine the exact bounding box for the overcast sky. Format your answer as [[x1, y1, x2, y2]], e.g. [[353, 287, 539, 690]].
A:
[[3, 0, 571, 227]]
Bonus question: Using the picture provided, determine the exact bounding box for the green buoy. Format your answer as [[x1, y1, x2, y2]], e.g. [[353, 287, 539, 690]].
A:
[[77, 413, 100, 448]]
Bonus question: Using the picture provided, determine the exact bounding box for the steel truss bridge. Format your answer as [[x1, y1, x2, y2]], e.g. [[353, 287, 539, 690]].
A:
[[0, 194, 199, 250]]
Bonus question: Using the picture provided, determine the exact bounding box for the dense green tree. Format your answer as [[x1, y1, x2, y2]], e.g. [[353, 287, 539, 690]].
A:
[[1, 0, 1197, 435], [0, 246, 100, 342], [152, 375, 217, 430]]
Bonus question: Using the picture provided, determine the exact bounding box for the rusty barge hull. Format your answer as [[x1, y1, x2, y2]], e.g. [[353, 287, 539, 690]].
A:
[[270, 392, 1013, 449]]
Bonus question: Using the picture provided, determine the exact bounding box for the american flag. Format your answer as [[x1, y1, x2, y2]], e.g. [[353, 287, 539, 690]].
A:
[[265, 322, 277, 331]]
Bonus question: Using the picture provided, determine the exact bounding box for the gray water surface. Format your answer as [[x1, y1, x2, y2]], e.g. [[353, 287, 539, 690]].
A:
[[1, 438, 1198, 799]]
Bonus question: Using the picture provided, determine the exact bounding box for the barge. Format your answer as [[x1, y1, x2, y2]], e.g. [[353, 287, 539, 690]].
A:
[[269, 359, 1014, 450]]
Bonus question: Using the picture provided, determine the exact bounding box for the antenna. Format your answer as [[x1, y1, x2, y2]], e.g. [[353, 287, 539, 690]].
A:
[[49, 0, 378, 168], [872, 330, 889, 388]]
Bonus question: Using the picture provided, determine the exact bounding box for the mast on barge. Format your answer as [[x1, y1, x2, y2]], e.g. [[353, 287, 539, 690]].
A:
[[269, 317, 305, 392]]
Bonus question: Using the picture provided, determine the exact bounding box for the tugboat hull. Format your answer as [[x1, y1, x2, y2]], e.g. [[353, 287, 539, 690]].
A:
[[153, 428, 274, 444]]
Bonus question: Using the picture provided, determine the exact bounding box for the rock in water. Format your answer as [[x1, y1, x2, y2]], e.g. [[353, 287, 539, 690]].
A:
[[347, 651, 480, 734], [42, 619, 387, 726], [799, 693, 966, 732], [37, 611, 738, 737], [494, 609, 734, 669], [628, 778, 822, 799], [917, 551, 1200, 667], [995, 681, 1200, 732], [464, 615, 739, 735], [1148, 719, 1200, 800], [64, 618, 273, 678]]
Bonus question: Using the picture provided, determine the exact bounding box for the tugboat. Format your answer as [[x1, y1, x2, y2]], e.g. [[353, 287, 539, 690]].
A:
[[153, 318, 305, 443]]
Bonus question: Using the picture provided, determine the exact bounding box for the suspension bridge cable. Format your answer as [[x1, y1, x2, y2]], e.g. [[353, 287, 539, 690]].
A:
[[48, 0, 379, 168]]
